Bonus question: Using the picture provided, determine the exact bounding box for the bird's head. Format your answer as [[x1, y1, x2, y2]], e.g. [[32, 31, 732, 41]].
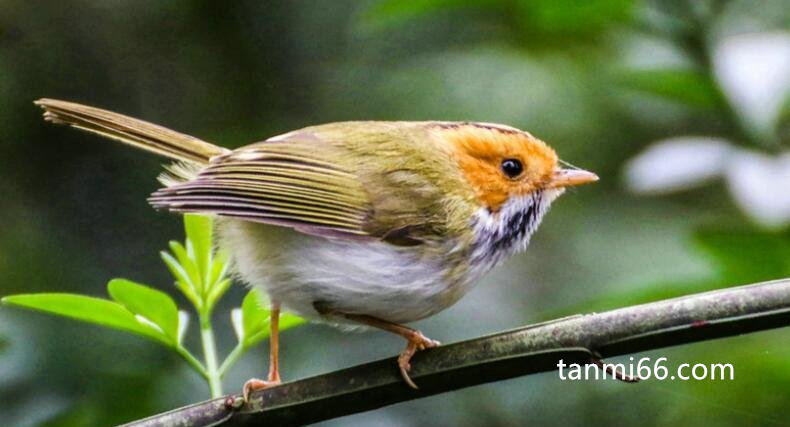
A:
[[432, 122, 597, 263]]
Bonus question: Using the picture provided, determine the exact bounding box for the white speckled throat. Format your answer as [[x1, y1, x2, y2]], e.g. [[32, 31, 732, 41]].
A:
[[470, 188, 564, 269]]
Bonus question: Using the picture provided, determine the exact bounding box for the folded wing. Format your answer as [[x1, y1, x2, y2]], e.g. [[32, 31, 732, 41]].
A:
[[149, 135, 373, 239]]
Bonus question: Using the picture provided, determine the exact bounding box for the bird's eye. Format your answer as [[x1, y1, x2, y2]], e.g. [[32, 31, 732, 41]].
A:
[[501, 158, 523, 178]]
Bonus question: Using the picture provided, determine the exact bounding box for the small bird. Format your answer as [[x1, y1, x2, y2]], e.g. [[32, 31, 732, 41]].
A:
[[35, 98, 597, 397]]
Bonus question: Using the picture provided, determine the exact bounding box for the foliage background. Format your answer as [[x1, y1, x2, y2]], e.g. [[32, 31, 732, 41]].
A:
[[0, 1, 788, 426]]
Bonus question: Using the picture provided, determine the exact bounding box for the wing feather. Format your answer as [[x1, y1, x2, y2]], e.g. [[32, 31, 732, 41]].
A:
[[149, 135, 373, 238], [152, 184, 363, 213], [162, 179, 365, 208]]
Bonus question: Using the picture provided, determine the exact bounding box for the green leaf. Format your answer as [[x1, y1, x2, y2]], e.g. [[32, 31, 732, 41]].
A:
[[208, 249, 229, 288], [169, 240, 201, 290], [160, 251, 200, 308], [164, 215, 228, 313], [168, 240, 190, 265], [694, 229, 790, 284], [241, 289, 269, 345], [205, 278, 233, 311], [619, 69, 727, 109], [107, 278, 180, 342], [280, 313, 306, 331], [1, 293, 168, 345], [184, 214, 213, 287]]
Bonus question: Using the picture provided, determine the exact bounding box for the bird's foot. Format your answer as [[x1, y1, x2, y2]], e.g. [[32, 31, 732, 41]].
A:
[[241, 377, 282, 402], [398, 330, 440, 389]]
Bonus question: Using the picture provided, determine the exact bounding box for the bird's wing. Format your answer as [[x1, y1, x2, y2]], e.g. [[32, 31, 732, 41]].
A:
[[149, 132, 378, 240], [149, 124, 473, 244]]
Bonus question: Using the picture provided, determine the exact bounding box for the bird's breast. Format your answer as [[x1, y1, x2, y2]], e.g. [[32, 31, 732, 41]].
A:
[[218, 219, 480, 324]]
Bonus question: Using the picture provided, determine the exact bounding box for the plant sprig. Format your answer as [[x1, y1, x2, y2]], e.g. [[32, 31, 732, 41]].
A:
[[1, 214, 304, 398]]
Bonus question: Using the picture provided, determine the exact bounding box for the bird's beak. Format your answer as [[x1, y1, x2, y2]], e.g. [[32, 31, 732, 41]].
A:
[[547, 168, 599, 188]]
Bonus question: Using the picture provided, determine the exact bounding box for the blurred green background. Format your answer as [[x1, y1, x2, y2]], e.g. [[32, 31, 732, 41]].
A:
[[1, 0, 789, 426]]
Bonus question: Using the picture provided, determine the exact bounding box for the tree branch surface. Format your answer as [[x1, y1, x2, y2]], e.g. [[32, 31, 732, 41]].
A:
[[121, 278, 790, 427]]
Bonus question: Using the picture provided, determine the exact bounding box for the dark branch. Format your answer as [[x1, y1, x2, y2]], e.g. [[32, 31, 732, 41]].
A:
[[121, 278, 790, 427]]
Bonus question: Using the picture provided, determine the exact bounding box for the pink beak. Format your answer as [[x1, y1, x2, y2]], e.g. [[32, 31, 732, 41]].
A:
[[547, 169, 599, 188]]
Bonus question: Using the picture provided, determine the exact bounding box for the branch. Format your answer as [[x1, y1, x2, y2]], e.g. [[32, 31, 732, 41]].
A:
[[121, 278, 790, 427]]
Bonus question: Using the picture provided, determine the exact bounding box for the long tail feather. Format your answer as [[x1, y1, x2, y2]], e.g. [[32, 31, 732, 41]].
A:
[[34, 98, 229, 164]]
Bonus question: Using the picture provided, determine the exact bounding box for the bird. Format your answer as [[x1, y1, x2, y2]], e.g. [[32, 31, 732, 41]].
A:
[[34, 98, 597, 398]]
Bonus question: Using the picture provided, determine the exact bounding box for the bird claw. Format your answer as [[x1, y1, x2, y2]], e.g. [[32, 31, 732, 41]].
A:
[[241, 377, 281, 402], [398, 331, 440, 389]]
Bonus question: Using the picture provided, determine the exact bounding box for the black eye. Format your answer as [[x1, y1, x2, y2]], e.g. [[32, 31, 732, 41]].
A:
[[501, 158, 523, 178]]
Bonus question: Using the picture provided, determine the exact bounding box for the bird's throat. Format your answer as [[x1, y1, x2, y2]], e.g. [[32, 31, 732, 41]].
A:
[[469, 189, 561, 269]]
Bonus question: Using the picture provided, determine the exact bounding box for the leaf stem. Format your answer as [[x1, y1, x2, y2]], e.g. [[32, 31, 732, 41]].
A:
[[218, 342, 246, 379], [175, 346, 209, 379], [198, 311, 223, 398]]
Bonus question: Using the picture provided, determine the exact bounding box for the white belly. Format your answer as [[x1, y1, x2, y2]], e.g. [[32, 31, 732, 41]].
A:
[[217, 220, 476, 324]]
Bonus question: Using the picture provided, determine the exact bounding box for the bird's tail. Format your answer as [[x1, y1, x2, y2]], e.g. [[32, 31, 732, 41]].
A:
[[34, 98, 229, 165]]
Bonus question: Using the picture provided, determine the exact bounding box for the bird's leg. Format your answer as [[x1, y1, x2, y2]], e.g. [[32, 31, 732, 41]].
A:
[[344, 313, 440, 389], [242, 303, 281, 402]]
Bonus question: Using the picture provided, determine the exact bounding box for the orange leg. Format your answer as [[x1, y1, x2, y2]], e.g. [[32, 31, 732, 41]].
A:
[[345, 314, 440, 389], [268, 305, 281, 383], [242, 303, 281, 401]]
